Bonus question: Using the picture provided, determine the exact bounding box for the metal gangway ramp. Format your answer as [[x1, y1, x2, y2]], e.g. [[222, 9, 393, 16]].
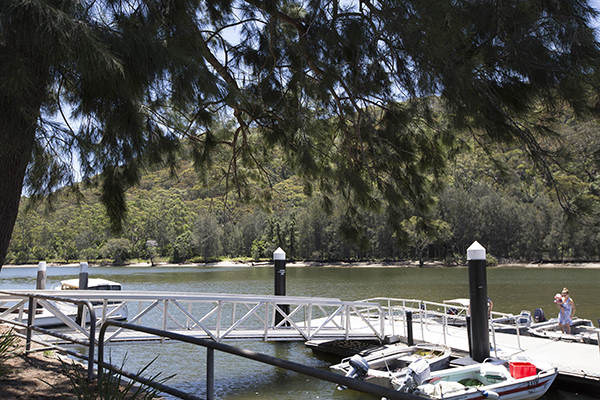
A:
[[1, 290, 388, 346]]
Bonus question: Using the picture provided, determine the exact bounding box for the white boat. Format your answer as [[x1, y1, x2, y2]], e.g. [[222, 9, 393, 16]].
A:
[[330, 343, 452, 389], [2, 278, 127, 328], [440, 299, 533, 334], [58, 278, 123, 292], [527, 317, 598, 344], [390, 358, 557, 400], [491, 310, 533, 334], [440, 298, 470, 326]]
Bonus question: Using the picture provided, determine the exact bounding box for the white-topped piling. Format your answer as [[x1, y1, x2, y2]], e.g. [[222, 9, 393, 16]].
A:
[[467, 241, 490, 362], [273, 248, 289, 326], [78, 261, 89, 290], [36, 261, 47, 290], [76, 261, 89, 324]]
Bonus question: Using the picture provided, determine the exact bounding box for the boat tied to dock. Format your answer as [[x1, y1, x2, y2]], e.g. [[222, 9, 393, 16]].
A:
[[330, 342, 452, 389], [389, 357, 558, 400]]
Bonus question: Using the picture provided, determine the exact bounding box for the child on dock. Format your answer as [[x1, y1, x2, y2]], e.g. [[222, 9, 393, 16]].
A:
[[554, 293, 564, 312]]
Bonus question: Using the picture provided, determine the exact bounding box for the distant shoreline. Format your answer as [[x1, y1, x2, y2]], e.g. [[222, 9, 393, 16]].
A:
[[4, 260, 600, 269]]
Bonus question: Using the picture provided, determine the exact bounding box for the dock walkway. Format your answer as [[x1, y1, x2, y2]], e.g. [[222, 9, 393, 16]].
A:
[[397, 317, 600, 384], [2, 290, 599, 392]]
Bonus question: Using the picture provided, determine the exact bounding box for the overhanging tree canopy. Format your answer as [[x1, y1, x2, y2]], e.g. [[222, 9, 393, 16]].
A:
[[2, 0, 600, 269]]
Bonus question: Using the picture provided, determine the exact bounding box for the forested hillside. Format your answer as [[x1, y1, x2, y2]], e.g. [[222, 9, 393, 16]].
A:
[[6, 113, 600, 266]]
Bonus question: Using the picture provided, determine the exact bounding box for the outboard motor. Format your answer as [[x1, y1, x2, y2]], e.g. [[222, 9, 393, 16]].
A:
[[337, 354, 370, 390], [447, 307, 459, 315], [533, 308, 546, 323], [394, 358, 431, 394]]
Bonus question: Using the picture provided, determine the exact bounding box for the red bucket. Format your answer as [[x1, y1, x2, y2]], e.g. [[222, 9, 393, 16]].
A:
[[509, 361, 537, 379]]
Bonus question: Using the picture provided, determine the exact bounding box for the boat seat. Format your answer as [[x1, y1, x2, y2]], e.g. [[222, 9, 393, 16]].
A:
[[480, 364, 510, 382], [420, 381, 465, 396]]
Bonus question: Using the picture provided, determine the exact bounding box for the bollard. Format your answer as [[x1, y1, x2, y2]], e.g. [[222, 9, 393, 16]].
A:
[[406, 311, 414, 346], [36, 261, 47, 290], [273, 248, 289, 326], [467, 241, 490, 362], [76, 262, 89, 324], [79, 261, 89, 290]]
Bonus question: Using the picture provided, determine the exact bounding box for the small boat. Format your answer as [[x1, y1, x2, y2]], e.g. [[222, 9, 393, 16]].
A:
[[440, 298, 470, 326], [491, 310, 533, 334], [527, 317, 598, 344], [439, 299, 533, 334], [2, 278, 127, 328], [330, 343, 452, 389], [390, 358, 557, 400], [58, 278, 123, 292]]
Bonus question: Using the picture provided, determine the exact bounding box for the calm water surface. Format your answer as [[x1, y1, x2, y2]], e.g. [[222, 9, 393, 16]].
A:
[[1, 265, 598, 400]]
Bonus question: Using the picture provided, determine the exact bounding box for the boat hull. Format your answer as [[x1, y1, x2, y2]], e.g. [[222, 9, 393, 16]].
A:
[[393, 360, 557, 400], [527, 318, 597, 344]]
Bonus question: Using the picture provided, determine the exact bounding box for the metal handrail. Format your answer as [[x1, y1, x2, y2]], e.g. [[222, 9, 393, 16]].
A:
[[0, 290, 96, 381], [98, 321, 421, 400], [363, 297, 528, 351], [2, 291, 387, 343]]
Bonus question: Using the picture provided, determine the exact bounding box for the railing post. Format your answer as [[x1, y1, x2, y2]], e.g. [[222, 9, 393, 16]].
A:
[[466, 315, 473, 357], [87, 301, 96, 382], [76, 262, 88, 324], [380, 306, 385, 338], [162, 300, 168, 344], [406, 311, 414, 346], [345, 304, 350, 340], [207, 348, 214, 400], [515, 315, 522, 350], [419, 304, 425, 340], [26, 296, 35, 354], [264, 303, 269, 340], [217, 300, 222, 340]]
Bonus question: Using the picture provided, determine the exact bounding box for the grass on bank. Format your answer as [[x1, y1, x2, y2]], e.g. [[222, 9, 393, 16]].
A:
[[0, 328, 20, 375], [1, 328, 171, 400], [45, 355, 174, 400]]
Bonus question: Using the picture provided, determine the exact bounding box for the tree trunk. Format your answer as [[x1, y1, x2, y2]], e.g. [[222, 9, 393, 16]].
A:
[[0, 54, 46, 269], [0, 124, 36, 269]]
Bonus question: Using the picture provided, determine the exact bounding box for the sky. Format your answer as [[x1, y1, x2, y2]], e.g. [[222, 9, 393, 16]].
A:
[[592, 0, 600, 29]]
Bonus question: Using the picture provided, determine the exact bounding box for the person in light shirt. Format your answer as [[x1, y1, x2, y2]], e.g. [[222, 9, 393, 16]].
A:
[[558, 287, 576, 334]]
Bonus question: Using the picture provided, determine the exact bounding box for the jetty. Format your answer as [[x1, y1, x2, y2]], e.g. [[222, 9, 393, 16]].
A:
[[1, 289, 599, 395], [306, 300, 600, 395]]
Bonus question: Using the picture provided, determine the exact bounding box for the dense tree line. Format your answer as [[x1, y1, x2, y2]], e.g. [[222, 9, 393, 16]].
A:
[[3, 0, 600, 271], [7, 117, 600, 265]]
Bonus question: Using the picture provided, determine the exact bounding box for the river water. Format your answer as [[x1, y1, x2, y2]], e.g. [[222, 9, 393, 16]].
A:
[[1, 264, 599, 400]]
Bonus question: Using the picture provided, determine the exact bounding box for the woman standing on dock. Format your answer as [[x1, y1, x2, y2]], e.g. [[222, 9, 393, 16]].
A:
[[558, 287, 576, 334]]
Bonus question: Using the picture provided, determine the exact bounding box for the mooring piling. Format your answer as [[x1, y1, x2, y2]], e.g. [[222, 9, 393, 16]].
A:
[[274, 247, 289, 326], [467, 241, 490, 362], [76, 261, 89, 324], [36, 261, 46, 290]]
